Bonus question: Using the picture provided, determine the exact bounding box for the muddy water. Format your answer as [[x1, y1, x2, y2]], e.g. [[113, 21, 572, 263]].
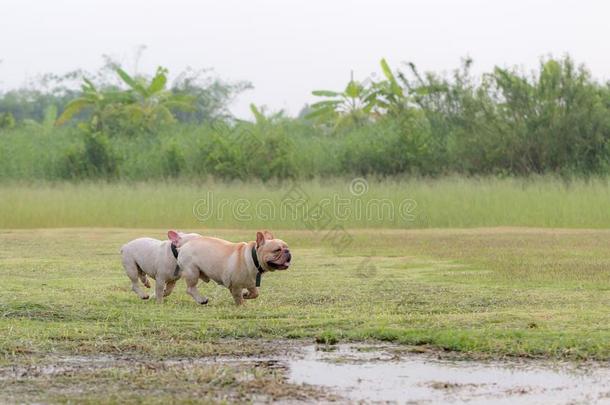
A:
[[3, 344, 609, 403], [287, 345, 610, 404]]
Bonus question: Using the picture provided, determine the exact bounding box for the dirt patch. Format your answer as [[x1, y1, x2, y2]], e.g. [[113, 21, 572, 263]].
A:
[[0, 352, 335, 404]]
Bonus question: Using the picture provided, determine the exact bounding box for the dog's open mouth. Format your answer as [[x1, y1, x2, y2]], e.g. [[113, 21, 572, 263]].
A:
[[267, 261, 290, 270]]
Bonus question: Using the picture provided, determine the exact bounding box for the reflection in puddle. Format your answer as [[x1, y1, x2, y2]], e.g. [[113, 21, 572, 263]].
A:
[[288, 345, 610, 404]]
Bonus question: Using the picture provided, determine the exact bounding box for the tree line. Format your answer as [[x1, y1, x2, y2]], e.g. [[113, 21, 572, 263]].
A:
[[1, 55, 610, 180]]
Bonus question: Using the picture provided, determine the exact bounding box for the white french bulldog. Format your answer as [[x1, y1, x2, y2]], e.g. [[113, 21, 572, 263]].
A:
[[120, 230, 200, 303]]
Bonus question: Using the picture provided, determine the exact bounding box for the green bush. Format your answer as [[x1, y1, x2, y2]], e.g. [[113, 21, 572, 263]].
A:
[[402, 56, 610, 176], [58, 132, 119, 179], [340, 113, 432, 175], [161, 141, 186, 178], [0, 112, 16, 129], [195, 121, 297, 180]]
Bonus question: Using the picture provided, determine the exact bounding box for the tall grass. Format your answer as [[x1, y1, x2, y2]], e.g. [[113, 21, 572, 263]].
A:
[[2, 177, 610, 228]]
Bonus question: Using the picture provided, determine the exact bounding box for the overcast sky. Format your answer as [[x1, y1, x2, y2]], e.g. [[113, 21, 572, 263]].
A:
[[1, 0, 608, 118]]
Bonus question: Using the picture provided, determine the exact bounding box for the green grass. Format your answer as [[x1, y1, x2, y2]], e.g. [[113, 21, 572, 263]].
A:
[[1, 228, 608, 361], [2, 179, 609, 401], [3, 177, 610, 228]]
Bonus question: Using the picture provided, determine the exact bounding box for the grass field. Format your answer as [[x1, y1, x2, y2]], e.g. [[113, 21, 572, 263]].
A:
[[3, 177, 610, 228], [1, 227, 608, 362], [1, 180, 610, 402]]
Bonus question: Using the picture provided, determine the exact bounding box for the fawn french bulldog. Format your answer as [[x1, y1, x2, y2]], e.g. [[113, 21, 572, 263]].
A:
[[120, 230, 200, 303], [177, 231, 291, 305]]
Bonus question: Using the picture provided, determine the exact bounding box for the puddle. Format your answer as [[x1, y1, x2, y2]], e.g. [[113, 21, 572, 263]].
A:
[[287, 345, 610, 404], [2, 344, 610, 403]]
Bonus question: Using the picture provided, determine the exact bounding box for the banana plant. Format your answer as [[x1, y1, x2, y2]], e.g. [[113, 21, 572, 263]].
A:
[[306, 71, 378, 126], [371, 58, 408, 115], [55, 77, 128, 129], [115, 67, 195, 128], [306, 60, 408, 126], [249, 103, 286, 125], [56, 67, 194, 133]]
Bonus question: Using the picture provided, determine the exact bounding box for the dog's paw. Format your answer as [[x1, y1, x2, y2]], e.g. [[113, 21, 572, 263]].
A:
[[141, 295, 150, 300]]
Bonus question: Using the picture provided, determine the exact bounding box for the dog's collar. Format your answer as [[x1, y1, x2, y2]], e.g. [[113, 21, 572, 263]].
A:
[[170, 243, 179, 259], [251, 245, 265, 287], [171, 244, 180, 277]]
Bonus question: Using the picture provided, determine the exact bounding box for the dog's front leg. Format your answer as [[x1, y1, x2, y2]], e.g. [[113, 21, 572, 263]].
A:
[[242, 287, 259, 300], [231, 287, 244, 305]]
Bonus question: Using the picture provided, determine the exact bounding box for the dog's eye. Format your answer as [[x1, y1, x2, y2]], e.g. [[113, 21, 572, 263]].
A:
[[274, 248, 281, 253]]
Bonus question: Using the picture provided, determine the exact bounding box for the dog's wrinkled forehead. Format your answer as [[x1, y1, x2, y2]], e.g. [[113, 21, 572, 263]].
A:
[[262, 238, 289, 251], [256, 231, 289, 253]]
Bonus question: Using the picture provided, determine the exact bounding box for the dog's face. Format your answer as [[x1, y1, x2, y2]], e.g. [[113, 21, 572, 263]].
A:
[[256, 231, 291, 271], [168, 230, 201, 248]]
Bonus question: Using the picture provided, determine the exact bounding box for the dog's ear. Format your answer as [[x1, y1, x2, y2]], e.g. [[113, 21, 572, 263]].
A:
[[263, 230, 274, 240], [167, 230, 181, 245], [256, 231, 266, 247]]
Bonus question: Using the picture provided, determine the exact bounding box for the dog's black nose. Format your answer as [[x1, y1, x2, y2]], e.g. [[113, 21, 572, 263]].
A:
[[286, 252, 292, 262]]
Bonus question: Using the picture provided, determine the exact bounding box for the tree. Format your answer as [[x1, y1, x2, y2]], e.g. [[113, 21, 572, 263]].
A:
[[306, 71, 378, 127], [306, 59, 409, 128], [56, 66, 195, 134]]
